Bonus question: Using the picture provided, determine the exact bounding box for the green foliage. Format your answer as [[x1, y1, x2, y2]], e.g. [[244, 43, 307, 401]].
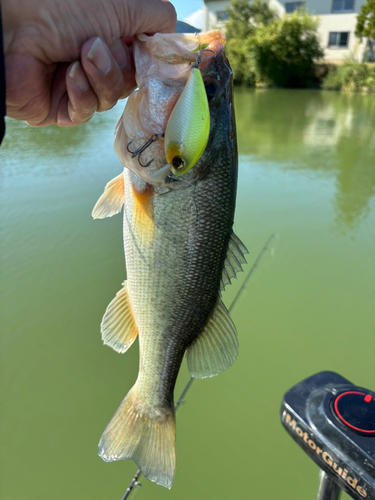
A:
[[355, 0, 375, 40], [225, 0, 277, 85], [355, 0, 375, 61], [224, 0, 324, 88], [322, 63, 375, 93], [251, 11, 324, 87]]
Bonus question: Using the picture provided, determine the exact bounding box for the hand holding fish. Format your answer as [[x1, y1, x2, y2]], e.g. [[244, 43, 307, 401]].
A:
[[1, 0, 176, 126]]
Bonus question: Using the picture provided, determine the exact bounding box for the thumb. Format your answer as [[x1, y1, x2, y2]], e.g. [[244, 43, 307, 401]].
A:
[[117, 0, 177, 37]]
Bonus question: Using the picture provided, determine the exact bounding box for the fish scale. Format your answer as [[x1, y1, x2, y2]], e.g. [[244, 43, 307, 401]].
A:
[[124, 92, 237, 412], [92, 30, 247, 490]]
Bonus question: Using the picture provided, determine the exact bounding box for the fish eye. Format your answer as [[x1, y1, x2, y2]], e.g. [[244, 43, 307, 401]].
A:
[[172, 156, 185, 170], [204, 82, 218, 101]]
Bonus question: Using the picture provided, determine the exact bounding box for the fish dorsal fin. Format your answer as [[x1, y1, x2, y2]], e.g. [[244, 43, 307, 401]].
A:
[[186, 299, 238, 379], [101, 281, 138, 353], [220, 232, 249, 290], [92, 173, 125, 219]]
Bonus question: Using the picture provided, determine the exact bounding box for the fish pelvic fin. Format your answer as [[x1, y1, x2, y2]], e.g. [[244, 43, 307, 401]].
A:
[[220, 231, 249, 290], [101, 281, 138, 353], [186, 298, 238, 379], [92, 173, 124, 219], [98, 386, 176, 489]]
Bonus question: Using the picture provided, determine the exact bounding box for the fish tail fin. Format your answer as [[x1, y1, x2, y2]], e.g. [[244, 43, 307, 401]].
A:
[[98, 385, 176, 489]]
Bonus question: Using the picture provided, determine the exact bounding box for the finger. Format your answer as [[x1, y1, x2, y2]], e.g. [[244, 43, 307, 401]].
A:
[[124, 0, 177, 36], [110, 39, 136, 98], [59, 61, 98, 126], [28, 63, 70, 126], [81, 37, 135, 112], [5, 53, 55, 124]]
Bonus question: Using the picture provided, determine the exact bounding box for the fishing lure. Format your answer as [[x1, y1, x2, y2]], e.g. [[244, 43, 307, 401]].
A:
[[164, 56, 210, 177], [129, 46, 211, 183]]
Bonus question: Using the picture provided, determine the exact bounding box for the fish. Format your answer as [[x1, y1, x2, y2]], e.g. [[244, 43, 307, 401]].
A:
[[92, 30, 247, 489]]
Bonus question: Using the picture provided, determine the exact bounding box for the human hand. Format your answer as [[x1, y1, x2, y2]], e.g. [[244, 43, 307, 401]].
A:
[[2, 0, 176, 126]]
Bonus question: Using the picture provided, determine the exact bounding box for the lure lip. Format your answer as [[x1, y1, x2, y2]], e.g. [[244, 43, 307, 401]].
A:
[[149, 163, 172, 184]]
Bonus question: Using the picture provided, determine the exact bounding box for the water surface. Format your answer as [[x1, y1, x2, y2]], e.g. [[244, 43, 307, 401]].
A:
[[1, 89, 374, 500]]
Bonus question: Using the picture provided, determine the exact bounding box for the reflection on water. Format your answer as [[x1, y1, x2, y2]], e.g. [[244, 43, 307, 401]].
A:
[[234, 89, 375, 230], [2, 90, 374, 231], [0, 110, 122, 177], [1, 90, 374, 500]]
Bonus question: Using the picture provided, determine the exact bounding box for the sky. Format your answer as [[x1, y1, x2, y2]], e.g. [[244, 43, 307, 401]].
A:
[[171, 0, 204, 29]]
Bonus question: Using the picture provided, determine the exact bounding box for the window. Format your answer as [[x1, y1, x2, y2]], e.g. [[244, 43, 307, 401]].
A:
[[216, 11, 229, 22], [328, 32, 350, 47], [332, 0, 354, 13], [285, 2, 304, 13]]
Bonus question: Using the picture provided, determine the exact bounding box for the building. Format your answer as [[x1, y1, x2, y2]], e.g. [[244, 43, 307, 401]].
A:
[[202, 0, 368, 62]]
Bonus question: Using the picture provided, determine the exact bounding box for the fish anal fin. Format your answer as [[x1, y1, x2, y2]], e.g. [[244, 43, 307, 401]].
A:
[[221, 231, 249, 291], [186, 299, 238, 379], [101, 281, 138, 353], [98, 386, 176, 489], [92, 173, 125, 219]]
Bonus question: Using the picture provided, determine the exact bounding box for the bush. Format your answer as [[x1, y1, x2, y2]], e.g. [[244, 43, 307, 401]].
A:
[[225, 0, 324, 88], [225, 0, 277, 85], [251, 11, 324, 87], [323, 63, 375, 92]]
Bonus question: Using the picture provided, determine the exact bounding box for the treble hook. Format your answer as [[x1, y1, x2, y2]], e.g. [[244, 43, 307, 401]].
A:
[[126, 132, 164, 168]]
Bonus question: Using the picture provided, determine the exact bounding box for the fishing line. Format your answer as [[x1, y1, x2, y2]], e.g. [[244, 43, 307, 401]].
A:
[[120, 233, 276, 500]]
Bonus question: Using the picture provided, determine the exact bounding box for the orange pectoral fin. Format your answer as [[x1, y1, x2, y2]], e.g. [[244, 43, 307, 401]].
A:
[[92, 173, 125, 219], [131, 183, 155, 245]]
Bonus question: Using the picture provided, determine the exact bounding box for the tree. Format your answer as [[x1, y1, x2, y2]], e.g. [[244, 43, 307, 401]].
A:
[[225, 0, 277, 85], [224, 0, 324, 87], [251, 10, 324, 87], [355, 0, 375, 61]]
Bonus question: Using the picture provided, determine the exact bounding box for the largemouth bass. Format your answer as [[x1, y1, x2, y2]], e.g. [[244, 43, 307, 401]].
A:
[[92, 30, 247, 489]]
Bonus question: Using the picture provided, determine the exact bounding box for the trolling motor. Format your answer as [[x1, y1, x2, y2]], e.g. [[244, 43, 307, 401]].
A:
[[280, 372, 375, 500]]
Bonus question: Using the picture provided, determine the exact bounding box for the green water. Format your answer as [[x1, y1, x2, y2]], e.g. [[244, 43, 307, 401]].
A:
[[1, 89, 374, 500]]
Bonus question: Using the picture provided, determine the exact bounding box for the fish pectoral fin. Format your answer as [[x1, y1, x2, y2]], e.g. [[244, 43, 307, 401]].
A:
[[101, 281, 138, 353], [98, 386, 176, 489], [220, 231, 249, 290], [92, 173, 124, 219], [186, 299, 238, 379]]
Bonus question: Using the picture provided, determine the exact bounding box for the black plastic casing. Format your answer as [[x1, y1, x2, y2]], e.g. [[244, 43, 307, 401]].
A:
[[280, 371, 375, 500]]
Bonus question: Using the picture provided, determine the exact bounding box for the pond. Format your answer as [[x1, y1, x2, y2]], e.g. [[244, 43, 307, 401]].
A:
[[1, 88, 374, 500]]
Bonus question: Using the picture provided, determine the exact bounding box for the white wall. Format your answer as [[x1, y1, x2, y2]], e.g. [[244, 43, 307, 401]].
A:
[[273, 0, 367, 15], [203, 1, 231, 31], [319, 13, 360, 61]]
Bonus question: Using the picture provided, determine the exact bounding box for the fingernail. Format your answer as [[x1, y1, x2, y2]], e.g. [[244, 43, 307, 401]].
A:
[[69, 61, 89, 91], [110, 40, 130, 70], [87, 38, 112, 74]]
